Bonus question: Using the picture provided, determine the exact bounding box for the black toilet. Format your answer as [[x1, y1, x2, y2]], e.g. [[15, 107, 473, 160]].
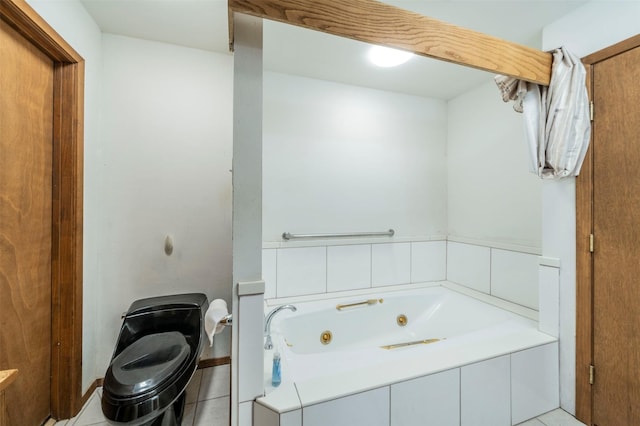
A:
[[102, 293, 209, 425]]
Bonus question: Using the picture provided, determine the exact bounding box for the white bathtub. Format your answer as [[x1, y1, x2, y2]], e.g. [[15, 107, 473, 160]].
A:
[[256, 283, 558, 424], [278, 285, 523, 355]]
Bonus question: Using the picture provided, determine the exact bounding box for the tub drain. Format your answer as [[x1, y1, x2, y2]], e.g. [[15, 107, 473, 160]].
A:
[[320, 330, 332, 345]]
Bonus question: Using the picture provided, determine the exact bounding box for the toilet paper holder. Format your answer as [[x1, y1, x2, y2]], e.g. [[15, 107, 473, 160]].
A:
[[219, 314, 233, 326]]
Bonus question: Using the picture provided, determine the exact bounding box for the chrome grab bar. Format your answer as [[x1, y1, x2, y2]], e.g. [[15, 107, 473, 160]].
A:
[[336, 298, 383, 311], [282, 229, 394, 240]]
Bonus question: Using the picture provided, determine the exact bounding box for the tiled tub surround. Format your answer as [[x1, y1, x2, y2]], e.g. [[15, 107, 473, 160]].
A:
[[255, 285, 558, 426], [263, 240, 448, 300], [446, 241, 540, 309], [263, 240, 540, 310]]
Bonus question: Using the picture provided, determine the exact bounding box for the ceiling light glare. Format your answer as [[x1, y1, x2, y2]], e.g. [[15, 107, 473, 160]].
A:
[[368, 45, 413, 67]]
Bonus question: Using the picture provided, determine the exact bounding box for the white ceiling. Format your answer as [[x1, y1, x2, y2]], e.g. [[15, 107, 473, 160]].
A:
[[80, 0, 588, 99]]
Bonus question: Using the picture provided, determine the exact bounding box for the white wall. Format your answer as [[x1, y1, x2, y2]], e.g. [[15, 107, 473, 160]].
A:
[[263, 72, 448, 243], [26, 0, 103, 394], [25, 2, 236, 397], [541, 0, 640, 415], [543, 1, 640, 56], [447, 80, 542, 251], [98, 35, 234, 374]]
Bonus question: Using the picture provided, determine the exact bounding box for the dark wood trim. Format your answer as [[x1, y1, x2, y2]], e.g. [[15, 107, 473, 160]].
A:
[[50, 60, 85, 419], [80, 378, 98, 410], [576, 35, 640, 425], [1, 0, 84, 419], [582, 34, 640, 65], [0, 0, 81, 62], [198, 356, 232, 369], [575, 62, 594, 426], [228, 0, 552, 85]]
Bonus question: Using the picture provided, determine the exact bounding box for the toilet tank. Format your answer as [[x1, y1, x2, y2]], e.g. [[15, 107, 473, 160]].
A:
[[113, 293, 209, 359]]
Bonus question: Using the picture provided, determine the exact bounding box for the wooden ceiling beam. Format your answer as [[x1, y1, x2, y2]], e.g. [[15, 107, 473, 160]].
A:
[[228, 0, 552, 86]]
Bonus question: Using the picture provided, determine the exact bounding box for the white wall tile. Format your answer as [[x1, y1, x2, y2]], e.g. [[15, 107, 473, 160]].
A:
[[512, 343, 559, 425], [263, 249, 277, 299], [327, 244, 371, 292], [372, 243, 411, 287], [250, 407, 301, 426], [447, 242, 491, 293], [199, 364, 230, 401], [539, 265, 560, 337], [277, 247, 326, 297], [238, 294, 266, 402], [411, 241, 447, 283], [461, 355, 511, 426], [253, 403, 279, 426], [280, 409, 302, 426], [391, 369, 460, 426], [491, 249, 539, 309], [303, 387, 390, 426], [238, 401, 253, 426]]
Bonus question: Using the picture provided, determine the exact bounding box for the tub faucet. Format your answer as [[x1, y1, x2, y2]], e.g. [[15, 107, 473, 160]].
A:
[[264, 304, 297, 350]]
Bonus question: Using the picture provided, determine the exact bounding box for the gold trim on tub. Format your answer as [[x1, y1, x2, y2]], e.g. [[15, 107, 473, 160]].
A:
[[380, 338, 442, 350], [396, 314, 408, 326], [336, 298, 383, 311], [320, 330, 333, 345]]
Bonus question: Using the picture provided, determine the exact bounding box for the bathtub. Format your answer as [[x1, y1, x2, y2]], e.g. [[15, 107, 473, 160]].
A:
[[256, 283, 558, 425]]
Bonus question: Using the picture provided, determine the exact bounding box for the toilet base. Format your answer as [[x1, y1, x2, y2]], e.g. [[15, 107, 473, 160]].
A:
[[107, 392, 185, 426], [145, 393, 185, 426]]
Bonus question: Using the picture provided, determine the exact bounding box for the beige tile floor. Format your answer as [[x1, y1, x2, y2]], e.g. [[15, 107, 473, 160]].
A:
[[53, 364, 230, 426], [52, 363, 585, 426], [517, 408, 587, 426]]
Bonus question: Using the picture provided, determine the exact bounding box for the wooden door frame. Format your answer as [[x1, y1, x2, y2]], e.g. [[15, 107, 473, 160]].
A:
[[575, 34, 640, 426], [0, 0, 84, 419]]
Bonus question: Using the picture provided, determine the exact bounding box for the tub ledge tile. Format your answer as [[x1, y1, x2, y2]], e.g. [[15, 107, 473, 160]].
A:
[[256, 383, 302, 414]]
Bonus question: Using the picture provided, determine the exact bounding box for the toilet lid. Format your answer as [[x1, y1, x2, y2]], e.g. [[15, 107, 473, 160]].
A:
[[107, 331, 191, 397]]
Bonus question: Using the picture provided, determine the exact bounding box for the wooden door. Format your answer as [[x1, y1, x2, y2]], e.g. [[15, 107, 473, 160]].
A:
[[0, 20, 54, 426], [591, 45, 640, 425]]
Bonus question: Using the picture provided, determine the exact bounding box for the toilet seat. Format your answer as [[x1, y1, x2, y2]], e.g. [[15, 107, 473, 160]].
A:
[[105, 331, 191, 398]]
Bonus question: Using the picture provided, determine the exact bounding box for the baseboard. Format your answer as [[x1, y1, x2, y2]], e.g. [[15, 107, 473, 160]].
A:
[[198, 356, 231, 369], [81, 379, 98, 408]]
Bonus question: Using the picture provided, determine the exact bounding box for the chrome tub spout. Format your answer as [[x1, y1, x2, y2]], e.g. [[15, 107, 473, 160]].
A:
[[264, 304, 297, 350]]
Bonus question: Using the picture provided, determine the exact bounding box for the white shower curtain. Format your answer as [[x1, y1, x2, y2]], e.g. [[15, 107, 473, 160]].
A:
[[495, 47, 591, 179]]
